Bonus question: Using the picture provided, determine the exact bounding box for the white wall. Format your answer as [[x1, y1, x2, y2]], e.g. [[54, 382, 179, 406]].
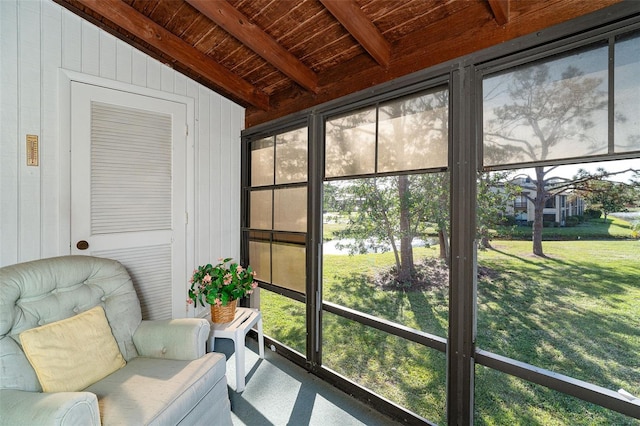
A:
[[0, 0, 244, 277]]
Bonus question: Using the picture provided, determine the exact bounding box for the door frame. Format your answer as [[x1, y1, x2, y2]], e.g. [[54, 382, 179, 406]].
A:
[[58, 69, 196, 312]]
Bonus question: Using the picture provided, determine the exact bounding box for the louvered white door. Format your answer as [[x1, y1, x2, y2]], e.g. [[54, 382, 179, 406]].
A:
[[70, 82, 187, 320]]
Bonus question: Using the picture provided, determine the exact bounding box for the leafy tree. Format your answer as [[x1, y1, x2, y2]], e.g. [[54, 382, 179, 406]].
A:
[[323, 181, 341, 213], [484, 63, 608, 256], [326, 86, 520, 283], [325, 89, 449, 283], [574, 167, 639, 221], [477, 171, 519, 249], [331, 174, 446, 283], [587, 182, 632, 221], [330, 168, 519, 283]]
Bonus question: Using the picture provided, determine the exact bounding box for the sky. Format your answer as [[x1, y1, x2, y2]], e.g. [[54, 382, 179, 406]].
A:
[[517, 158, 638, 183]]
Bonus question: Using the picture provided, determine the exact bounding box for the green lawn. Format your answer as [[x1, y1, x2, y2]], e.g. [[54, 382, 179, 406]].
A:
[[327, 213, 638, 242], [475, 240, 640, 425], [261, 238, 640, 425], [496, 215, 636, 240]]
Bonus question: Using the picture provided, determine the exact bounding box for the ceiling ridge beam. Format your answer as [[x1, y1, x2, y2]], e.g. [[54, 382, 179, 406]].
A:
[[75, 0, 269, 110], [320, 0, 391, 68], [187, 0, 319, 94], [487, 0, 510, 25]]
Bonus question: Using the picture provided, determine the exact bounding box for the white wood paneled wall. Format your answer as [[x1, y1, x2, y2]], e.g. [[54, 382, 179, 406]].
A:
[[0, 0, 244, 290]]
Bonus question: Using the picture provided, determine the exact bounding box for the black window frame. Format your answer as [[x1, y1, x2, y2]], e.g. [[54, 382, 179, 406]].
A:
[[241, 4, 640, 424]]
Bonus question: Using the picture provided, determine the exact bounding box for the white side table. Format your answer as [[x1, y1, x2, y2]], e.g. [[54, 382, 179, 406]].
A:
[[208, 307, 264, 392]]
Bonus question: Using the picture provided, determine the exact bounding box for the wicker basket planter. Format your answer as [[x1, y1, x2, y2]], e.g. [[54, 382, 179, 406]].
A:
[[211, 299, 237, 323]]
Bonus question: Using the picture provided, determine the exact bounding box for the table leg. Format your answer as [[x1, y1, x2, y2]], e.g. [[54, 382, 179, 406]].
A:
[[235, 329, 245, 392], [257, 318, 264, 359]]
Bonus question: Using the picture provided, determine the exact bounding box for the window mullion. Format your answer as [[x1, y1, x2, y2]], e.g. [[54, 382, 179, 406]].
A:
[[308, 114, 323, 366], [608, 36, 615, 154], [447, 64, 477, 425]]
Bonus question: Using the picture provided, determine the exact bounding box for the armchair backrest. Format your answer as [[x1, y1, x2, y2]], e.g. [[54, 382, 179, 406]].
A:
[[0, 255, 143, 391]]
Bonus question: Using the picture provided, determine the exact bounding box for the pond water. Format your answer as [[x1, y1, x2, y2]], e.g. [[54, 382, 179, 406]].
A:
[[323, 237, 437, 255], [609, 211, 640, 221]]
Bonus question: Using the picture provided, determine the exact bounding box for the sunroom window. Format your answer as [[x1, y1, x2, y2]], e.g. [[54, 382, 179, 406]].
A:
[[246, 127, 308, 354], [322, 86, 450, 422], [477, 31, 640, 424], [243, 20, 639, 426]]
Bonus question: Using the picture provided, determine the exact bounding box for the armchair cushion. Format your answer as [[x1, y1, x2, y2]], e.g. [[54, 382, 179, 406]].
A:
[[84, 353, 227, 426], [0, 389, 100, 426], [19, 306, 125, 392], [133, 318, 210, 360]]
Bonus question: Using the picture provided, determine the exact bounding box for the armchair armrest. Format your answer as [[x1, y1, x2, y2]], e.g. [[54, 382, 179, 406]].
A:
[[0, 389, 99, 426], [133, 318, 210, 360]]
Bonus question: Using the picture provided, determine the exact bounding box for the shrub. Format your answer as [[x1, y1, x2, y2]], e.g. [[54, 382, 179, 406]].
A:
[[584, 209, 601, 220], [502, 215, 518, 226], [565, 216, 580, 227]]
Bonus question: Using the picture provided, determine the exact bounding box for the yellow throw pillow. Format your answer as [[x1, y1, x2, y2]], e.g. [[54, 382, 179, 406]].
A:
[[20, 305, 126, 392]]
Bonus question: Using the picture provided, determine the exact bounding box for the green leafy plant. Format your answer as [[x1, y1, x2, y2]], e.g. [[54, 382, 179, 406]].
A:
[[187, 258, 257, 307]]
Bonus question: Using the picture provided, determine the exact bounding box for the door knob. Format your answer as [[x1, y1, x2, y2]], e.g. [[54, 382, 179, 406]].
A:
[[76, 240, 89, 250]]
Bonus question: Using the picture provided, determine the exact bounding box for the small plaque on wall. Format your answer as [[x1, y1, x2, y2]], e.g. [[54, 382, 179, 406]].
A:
[[26, 134, 39, 166]]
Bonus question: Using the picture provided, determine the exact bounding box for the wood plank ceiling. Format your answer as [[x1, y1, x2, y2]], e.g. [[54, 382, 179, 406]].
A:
[[54, 0, 621, 128]]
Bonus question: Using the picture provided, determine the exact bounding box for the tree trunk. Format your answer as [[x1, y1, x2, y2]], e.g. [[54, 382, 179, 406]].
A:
[[439, 227, 450, 266], [532, 166, 546, 256], [373, 180, 402, 274], [389, 235, 402, 276], [398, 175, 415, 283], [480, 235, 492, 249]]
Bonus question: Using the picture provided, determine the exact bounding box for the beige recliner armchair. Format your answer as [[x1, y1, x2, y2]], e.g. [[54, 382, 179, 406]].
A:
[[0, 255, 232, 426]]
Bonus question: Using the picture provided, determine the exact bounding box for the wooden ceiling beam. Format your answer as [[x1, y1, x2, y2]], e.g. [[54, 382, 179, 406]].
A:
[[74, 0, 269, 110], [187, 0, 318, 94], [246, 0, 622, 127], [319, 0, 391, 68], [487, 0, 510, 25]]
